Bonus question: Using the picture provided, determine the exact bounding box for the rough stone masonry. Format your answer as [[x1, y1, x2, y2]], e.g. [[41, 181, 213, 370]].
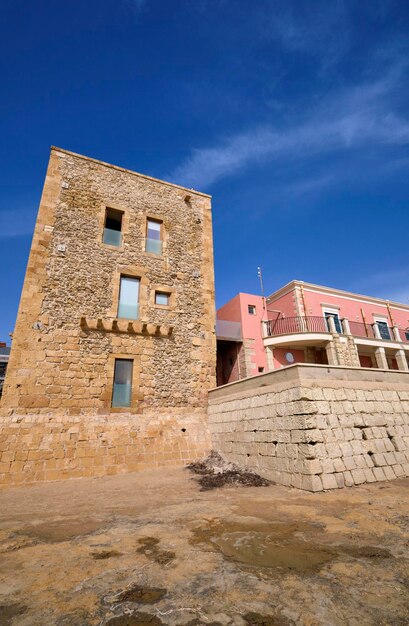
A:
[[0, 148, 216, 485]]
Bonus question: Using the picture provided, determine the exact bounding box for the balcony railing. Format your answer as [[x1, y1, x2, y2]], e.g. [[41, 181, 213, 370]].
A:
[[264, 316, 328, 337], [263, 315, 409, 344], [399, 328, 409, 343], [348, 321, 376, 339]]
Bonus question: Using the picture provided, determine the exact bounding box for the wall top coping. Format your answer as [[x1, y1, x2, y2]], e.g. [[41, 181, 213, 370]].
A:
[[208, 363, 409, 399], [50, 146, 212, 200]]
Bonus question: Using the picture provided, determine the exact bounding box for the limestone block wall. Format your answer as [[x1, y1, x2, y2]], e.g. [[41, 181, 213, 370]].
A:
[[0, 410, 210, 486], [208, 365, 409, 491]]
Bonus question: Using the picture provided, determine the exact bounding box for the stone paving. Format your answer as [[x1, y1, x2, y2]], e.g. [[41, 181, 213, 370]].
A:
[[0, 467, 408, 625]]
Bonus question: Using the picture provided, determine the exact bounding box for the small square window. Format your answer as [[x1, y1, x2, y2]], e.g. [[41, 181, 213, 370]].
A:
[[248, 305, 256, 315], [155, 291, 170, 306], [258, 366, 264, 373], [103, 208, 123, 246]]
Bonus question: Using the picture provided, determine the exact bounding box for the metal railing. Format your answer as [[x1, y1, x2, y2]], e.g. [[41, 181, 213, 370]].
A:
[[398, 328, 409, 344], [348, 321, 376, 339], [263, 316, 328, 337], [263, 315, 409, 344]]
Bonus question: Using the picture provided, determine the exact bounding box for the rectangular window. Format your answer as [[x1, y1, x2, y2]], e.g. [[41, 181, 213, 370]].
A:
[[112, 359, 133, 407], [146, 219, 162, 255], [248, 305, 256, 315], [103, 208, 123, 246], [376, 320, 391, 340], [155, 291, 170, 306], [324, 311, 342, 333], [118, 276, 140, 320]]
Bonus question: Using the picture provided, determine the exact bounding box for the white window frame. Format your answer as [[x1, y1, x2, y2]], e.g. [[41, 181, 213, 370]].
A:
[[322, 307, 342, 333], [373, 316, 391, 340]]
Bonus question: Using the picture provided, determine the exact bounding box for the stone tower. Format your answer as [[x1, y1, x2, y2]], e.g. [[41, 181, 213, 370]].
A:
[[0, 148, 216, 484]]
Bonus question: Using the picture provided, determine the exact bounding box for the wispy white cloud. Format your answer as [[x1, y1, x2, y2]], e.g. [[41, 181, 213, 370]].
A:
[[354, 268, 409, 305], [266, 0, 350, 69], [169, 61, 409, 190], [274, 173, 336, 200]]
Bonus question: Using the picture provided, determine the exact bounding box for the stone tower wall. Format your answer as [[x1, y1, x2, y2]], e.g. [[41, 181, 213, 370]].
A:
[[0, 148, 216, 484]]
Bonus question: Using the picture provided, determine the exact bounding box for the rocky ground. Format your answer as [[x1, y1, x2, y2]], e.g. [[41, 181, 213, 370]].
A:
[[0, 463, 408, 625]]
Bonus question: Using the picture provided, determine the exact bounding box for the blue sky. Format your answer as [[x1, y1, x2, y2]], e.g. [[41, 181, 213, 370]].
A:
[[1, 0, 409, 341]]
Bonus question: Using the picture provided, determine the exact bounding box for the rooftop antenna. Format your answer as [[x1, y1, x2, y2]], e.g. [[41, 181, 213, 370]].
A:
[[257, 266, 266, 320]]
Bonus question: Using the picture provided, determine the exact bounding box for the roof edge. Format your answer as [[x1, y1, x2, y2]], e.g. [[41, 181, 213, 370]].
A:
[[267, 279, 409, 311], [50, 146, 212, 199]]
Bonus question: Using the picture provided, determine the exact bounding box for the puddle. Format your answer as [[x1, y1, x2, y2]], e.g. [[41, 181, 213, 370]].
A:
[[213, 530, 334, 573], [185, 621, 225, 625], [191, 520, 392, 575], [244, 612, 294, 625], [108, 584, 167, 604], [342, 545, 392, 559], [185, 618, 223, 626], [0, 603, 27, 626], [137, 536, 175, 565], [92, 550, 122, 560], [17, 519, 106, 543], [191, 520, 335, 574], [106, 613, 164, 625]]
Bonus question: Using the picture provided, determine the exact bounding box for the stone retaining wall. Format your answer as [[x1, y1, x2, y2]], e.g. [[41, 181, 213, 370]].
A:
[[0, 410, 210, 486], [208, 364, 409, 491]]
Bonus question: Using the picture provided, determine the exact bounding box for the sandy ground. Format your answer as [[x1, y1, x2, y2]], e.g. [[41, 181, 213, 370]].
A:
[[0, 468, 408, 626]]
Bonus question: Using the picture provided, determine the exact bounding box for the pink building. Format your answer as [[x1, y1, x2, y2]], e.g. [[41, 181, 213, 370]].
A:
[[216, 280, 409, 385]]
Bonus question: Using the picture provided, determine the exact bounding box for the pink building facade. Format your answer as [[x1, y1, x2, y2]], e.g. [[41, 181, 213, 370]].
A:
[[216, 293, 267, 385], [216, 281, 409, 385]]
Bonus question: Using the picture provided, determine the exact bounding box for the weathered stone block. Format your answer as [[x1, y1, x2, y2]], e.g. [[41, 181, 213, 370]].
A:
[[351, 469, 366, 485], [322, 473, 339, 490], [301, 475, 323, 492]]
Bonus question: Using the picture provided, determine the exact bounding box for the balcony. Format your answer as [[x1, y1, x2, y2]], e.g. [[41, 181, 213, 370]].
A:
[[264, 316, 328, 336], [263, 316, 409, 345]]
